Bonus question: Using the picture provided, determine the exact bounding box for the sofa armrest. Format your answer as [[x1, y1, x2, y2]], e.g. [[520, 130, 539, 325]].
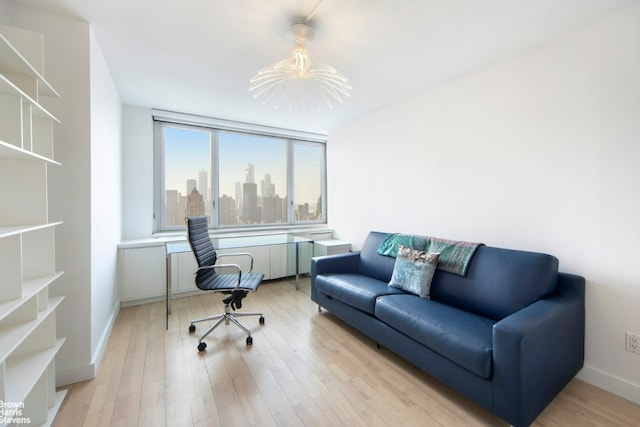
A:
[[310, 252, 361, 302], [492, 273, 585, 426], [311, 252, 361, 277]]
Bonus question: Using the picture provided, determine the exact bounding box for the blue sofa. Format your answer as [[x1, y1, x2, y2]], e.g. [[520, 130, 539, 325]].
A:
[[310, 231, 585, 427]]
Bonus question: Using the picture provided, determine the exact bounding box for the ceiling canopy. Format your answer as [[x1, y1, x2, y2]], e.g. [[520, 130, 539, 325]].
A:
[[11, 0, 636, 133]]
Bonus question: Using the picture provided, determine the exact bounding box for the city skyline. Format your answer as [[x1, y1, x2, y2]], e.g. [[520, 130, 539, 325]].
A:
[[164, 128, 288, 198], [165, 169, 322, 226], [163, 125, 323, 226]]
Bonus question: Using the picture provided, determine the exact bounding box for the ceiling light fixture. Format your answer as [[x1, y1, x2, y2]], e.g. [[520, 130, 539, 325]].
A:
[[249, 0, 351, 111]]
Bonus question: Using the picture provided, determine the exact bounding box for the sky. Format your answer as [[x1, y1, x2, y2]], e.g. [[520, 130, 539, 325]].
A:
[[163, 125, 322, 206]]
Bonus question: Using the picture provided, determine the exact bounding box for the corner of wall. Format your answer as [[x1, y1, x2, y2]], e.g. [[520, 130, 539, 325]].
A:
[[577, 364, 640, 405], [91, 302, 120, 376], [56, 363, 96, 388]]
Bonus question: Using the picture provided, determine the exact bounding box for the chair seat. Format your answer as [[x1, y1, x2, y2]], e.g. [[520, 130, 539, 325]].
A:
[[197, 272, 264, 292]]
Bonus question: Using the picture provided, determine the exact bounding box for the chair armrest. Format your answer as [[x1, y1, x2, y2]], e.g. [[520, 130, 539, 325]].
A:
[[195, 263, 243, 287], [195, 263, 242, 274], [491, 273, 585, 426], [217, 252, 255, 273]]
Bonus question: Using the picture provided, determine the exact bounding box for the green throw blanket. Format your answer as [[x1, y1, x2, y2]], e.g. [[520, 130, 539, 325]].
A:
[[378, 233, 482, 276]]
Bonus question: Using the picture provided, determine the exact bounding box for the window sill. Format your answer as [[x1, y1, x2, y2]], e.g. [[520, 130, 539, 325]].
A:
[[119, 225, 333, 249]]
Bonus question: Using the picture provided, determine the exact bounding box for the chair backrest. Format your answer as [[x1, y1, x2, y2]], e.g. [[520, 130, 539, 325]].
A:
[[186, 216, 217, 284]]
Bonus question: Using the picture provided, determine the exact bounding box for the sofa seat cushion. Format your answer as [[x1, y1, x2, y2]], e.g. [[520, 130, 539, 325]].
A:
[[315, 273, 405, 314], [375, 294, 496, 378]]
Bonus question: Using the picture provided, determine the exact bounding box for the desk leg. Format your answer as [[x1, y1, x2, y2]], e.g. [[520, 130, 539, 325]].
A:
[[166, 252, 172, 330], [295, 242, 299, 290]]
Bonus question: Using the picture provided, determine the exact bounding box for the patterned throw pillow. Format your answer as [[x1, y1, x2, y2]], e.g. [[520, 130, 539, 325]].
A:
[[388, 246, 440, 298]]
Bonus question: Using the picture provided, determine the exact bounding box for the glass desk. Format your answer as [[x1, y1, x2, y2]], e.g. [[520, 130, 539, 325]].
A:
[[164, 234, 313, 329]]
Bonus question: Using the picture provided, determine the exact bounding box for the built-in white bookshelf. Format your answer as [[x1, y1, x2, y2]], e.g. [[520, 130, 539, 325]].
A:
[[0, 24, 65, 426]]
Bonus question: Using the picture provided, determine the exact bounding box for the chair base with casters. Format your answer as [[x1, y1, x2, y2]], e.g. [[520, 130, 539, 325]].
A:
[[189, 289, 265, 352], [186, 215, 266, 352]]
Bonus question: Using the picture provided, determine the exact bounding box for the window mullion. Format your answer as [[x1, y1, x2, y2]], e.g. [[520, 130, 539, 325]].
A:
[[321, 143, 327, 223], [154, 121, 166, 231], [287, 139, 294, 223], [211, 130, 219, 227]]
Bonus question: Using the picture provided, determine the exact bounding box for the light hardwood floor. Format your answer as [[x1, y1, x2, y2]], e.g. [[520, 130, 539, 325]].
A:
[[54, 278, 640, 426]]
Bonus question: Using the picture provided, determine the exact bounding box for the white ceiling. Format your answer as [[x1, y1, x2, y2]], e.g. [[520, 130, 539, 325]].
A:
[[12, 0, 637, 134]]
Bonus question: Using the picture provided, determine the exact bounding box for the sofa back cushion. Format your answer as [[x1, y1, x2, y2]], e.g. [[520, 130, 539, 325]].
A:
[[359, 232, 559, 321], [359, 231, 397, 282], [430, 245, 559, 320]]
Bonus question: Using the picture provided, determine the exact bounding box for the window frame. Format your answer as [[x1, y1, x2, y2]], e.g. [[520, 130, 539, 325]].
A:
[[153, 110, 327, 233]]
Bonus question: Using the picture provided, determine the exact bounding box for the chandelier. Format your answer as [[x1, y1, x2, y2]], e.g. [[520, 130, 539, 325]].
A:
[[249, 8, 351, 111]]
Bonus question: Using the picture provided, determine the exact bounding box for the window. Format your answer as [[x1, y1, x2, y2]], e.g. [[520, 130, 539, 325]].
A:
[[162, 125, 211, 226], [218, 131, 287, 226], [154, 114, 326, 232], [293, 143, 324, 221]]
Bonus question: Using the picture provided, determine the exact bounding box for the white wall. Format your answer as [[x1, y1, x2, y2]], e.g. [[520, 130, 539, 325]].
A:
[[0, 0, 7, 19], [89, 28, 122, 368], [121, 105, 154, 240], [328, 4, 640, 404], [7, 4, 122, 385]]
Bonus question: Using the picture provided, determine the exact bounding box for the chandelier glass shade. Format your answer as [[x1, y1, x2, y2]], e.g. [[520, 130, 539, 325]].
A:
[[249, 23, 351, 111]]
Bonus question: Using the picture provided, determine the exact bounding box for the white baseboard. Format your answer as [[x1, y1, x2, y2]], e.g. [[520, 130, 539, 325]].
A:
[[120, 288, 204, 308], [56, 362, 95, 387], [55, 302, 120, 387], [91, 302, 120, 374], [120, 294, 166, 307], [577, 364, 640, 404]]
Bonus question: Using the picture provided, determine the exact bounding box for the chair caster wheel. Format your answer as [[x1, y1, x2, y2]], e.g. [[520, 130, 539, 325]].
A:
[[197, 342, 207, 352], [259, 316, 265, 325], [189, 324, 196, 333], [246, 336, 253, 345]]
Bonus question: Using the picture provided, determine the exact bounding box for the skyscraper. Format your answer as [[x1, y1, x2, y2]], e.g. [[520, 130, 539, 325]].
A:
[[242, 182, 259, 223], [261, 173, 278, 223], [166, 189, 179, 225], [245, 163, 255, 184], [235, 181, 242, 213], [261, 173, 275, 198], [316, 195, 323, 220], [219, 194, 237, 225], [297, 203, 309, 220], [198, 170, 209, 217], [186, 179, 197, 194], [186, 187, 206, 219]]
